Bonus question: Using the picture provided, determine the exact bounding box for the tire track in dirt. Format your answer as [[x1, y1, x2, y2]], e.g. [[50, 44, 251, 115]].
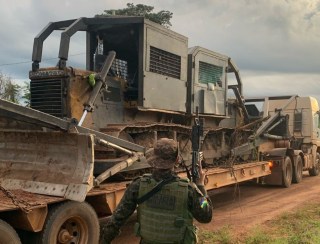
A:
[[198, 173, 320, 234], [111, 173, 320, 243]]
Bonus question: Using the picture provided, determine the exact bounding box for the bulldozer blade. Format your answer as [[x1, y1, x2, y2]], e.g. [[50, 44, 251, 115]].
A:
[[0, 98, 145, 152], [0, 131, 94, 202]]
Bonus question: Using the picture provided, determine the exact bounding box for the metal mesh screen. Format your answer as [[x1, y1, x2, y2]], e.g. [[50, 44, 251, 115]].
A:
[[199, 61, 223, 84], [30, 79, 63, 118], [150, 46, 181, 79], [110, 59, 128, 80]]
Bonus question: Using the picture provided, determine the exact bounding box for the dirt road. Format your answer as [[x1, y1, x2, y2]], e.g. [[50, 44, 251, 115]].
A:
[[112, 173, 320, 243]]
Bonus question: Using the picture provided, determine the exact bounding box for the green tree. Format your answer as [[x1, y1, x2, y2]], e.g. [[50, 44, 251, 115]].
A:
[[0, 72, 22, 104], [21, 81, 31, 107], [99, 3, 173, 28]]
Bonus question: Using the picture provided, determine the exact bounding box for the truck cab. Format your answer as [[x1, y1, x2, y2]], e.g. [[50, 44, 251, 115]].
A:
[[246, 96, 320, 149], [245, 96, 320, 183]]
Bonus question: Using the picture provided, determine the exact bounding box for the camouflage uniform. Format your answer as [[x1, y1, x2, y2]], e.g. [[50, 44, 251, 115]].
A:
[[100, 138, 213, 244]]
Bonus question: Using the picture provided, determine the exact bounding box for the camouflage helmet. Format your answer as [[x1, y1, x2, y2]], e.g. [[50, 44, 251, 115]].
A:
[[146, 138, 178, 169]]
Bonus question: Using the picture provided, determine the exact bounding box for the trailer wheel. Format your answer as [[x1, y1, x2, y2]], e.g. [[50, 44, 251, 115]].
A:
[[38, 201, 99, 244], [0, 219, 21, 244], [292, 155, 303, 183], [282, 156, 292, 188], [309, 153, 320, 176]]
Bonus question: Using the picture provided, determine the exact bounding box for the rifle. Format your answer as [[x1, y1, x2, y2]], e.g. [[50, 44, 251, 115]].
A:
[[191, 107, 204, 182]]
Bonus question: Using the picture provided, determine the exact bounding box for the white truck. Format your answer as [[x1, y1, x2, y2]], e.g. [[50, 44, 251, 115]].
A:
[[245, 95, 320, 186]]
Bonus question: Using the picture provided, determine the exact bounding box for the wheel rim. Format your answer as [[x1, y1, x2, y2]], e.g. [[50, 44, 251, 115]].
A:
[[57, 217, 88, 244]]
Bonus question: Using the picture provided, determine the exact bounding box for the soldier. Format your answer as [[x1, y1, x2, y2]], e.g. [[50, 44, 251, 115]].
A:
[[100, 138, 213, 244]]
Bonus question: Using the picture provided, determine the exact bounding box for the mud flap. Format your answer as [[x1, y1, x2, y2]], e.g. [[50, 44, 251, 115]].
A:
[[264, 148, 291, 186]]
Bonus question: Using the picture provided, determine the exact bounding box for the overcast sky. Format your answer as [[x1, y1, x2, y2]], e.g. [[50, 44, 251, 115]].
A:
[[0, 0, 319, 101]]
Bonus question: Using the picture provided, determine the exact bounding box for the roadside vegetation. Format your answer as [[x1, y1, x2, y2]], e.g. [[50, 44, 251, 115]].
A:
[[199, 201, 320, 244], [0, 71, 30, 105]]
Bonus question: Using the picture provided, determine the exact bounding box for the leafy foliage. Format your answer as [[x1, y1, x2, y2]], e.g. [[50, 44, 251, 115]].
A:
[[0, 72, 30, 105], [0, 72, 21, 103], [21, 81, 31, 107], [99, 3, 173, 28]]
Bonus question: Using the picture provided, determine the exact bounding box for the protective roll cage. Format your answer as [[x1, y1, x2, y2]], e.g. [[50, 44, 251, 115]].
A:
[[31, 16, 145, 72]]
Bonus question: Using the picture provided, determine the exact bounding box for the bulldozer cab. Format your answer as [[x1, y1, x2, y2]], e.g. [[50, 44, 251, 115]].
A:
[[31, 17, 188, 115], [30, 16, 246, 130]]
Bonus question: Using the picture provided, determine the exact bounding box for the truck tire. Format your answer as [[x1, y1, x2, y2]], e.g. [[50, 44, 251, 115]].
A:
[[292, 155, 303, 183], [309, 152, 320, 176], [0, 219, 21, 244], [282, 156, 292, 188], [38, 201, 99, 244]]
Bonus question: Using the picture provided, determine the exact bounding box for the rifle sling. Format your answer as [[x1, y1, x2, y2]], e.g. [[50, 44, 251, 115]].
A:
[[181, 159, 191, 181], [137, 177, 175, 205]]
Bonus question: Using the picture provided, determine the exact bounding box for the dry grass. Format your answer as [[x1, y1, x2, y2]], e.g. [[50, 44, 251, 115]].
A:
[[199, 202, 320, 244]]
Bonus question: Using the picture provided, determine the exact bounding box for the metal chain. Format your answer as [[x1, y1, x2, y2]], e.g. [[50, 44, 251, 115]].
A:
[[0, 185, 34, 213]]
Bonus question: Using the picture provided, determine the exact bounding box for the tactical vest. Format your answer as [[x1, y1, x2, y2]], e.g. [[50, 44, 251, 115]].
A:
[[135, 174, 195, 244]]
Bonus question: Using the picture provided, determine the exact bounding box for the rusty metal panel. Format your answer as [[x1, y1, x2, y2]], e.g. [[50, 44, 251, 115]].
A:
[[2, 206, 48, 232], [95, 182, 128, 213], [205, 162, 271, 189], [181, 161, 271, 189], [0, 189, 63, 212], [0, 131, 94, 202]]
